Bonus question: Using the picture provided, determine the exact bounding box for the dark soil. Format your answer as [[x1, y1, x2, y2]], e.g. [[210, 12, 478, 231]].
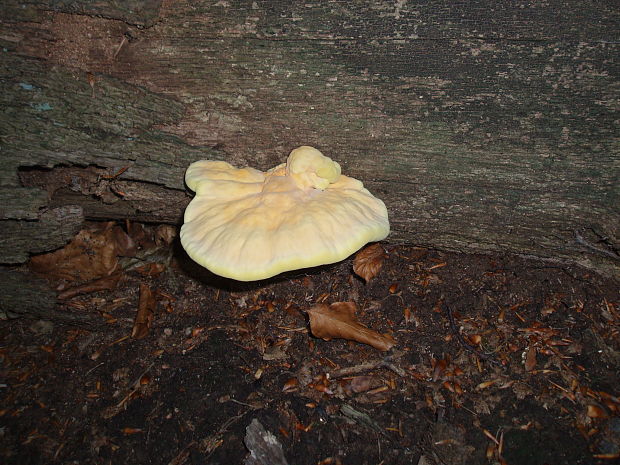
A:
[[2, 244, 619, 465]]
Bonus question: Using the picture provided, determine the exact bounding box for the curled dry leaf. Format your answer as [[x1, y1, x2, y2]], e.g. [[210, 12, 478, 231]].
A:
[[306, 302, 396, 351], [353, 243, 386, 283], [282, 378, 298, 392]]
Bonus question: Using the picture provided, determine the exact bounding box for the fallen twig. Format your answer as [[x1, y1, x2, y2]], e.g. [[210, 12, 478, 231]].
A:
[[445, 305, 503, 368], [328, 351, 406, 378], [114, 361, 156, 411]]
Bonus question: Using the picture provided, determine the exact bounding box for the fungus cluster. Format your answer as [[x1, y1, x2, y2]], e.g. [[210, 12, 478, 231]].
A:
[[180, 146, 389, 281]]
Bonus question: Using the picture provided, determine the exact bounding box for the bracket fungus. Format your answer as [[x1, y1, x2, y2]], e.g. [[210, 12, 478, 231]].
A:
[[180, 146, 389, 281]]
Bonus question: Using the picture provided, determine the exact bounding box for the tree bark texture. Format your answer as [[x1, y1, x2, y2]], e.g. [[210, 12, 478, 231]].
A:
[[0, 1, 618, 280]]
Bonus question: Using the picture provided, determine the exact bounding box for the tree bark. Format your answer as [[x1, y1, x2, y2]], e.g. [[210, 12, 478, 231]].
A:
[[0, 268, 98, 325], [0, 0, 617, 286]]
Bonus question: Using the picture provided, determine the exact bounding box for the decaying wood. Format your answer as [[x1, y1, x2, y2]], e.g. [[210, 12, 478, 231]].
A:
[[0, 0, 617, 283], [244, 419, 289, 465], [0, 268, 97, 325], [1, 206, 84, 263]]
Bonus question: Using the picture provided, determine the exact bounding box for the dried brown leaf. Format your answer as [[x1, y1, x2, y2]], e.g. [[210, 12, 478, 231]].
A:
[[132, 283, 156, 339], [432, 358, 448, 382], [306, 302, 396, 351], [476, 379, 500, 390], [154, 224, 177, 246], [524, 345, 537, 372], [30, 222, 134, 283], [454, 382, 464, 395], [135, 263, 166, 277], [282, 378, 298, 392], [121, 427, 143, 435], [586, 404, 608, 418], [125, 221, 155, 250], [353, 243, 386, 283], [348, 375, 380, 394]]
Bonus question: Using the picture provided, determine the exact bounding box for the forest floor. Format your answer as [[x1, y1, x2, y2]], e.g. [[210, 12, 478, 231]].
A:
[[1, 222, 619, 465]]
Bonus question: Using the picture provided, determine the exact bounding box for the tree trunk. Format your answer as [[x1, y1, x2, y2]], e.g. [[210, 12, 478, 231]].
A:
[[1, 0, 618, 310]]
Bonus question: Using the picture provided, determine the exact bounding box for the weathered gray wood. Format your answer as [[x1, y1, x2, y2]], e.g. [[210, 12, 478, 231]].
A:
[[48, 0, 162, 26], [0, 268, 97, 325], [0, 51, 217, 261], [50, 185, 189, 224], [0, 206, 84, 263], [0, 268, 56, 318], [0, 187, 48, 219], [0, 0, 618, 278]]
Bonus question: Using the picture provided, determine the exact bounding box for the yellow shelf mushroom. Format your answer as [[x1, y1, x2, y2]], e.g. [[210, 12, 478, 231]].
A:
[[180, 146, 390, 281]]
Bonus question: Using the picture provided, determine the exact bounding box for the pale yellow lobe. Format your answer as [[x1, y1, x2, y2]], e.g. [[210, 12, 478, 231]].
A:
[[180, 146, 389, 281], [285, 145, 342, 189]]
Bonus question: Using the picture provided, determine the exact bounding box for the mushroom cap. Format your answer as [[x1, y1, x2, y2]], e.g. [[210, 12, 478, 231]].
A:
[[180, 146, 390, 281]]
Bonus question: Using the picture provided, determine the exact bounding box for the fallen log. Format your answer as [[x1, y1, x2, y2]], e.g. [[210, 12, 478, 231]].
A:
[[0, 1, 617, 305]]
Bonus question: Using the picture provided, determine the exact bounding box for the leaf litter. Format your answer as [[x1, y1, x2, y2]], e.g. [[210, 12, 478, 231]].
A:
[[1, 221, 619, 465], [306, 301, 395, 351], [352, 243, 386, 283]]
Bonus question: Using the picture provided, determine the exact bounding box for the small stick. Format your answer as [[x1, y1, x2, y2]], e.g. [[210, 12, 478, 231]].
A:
[[446, 305, 503, 367], [328, 352, 406, 378], [113, 35, 128, 59], [116, 361, 155, 408]]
